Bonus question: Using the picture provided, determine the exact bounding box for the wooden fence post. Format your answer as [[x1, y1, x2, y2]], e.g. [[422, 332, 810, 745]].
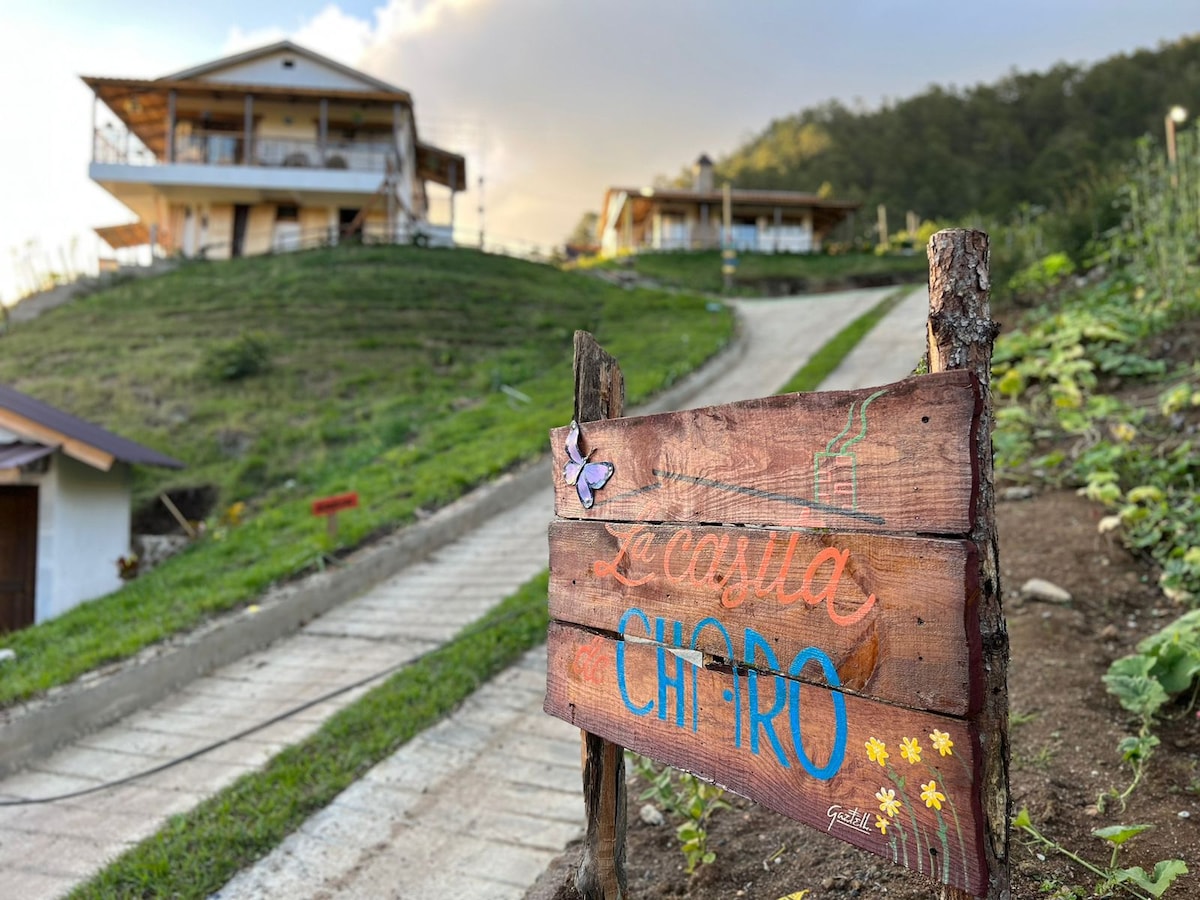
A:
[[926, 229, 1010, 900], [572, 330, 627, 900]]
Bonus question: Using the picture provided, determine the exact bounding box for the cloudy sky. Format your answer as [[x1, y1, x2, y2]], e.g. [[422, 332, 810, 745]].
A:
[[1, 0, 1196, 302]]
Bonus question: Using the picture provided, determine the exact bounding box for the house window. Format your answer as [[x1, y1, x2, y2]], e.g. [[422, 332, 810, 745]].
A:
[[282, 59, 295, 68], [276, 205, 299, 222]]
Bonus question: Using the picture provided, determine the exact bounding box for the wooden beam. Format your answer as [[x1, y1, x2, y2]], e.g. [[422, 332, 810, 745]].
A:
[[167, 89, 176, 163], [318, 98, 328, 162], [0, 410, 113, 472], [549, 372, 979, 534], [550, 521, 980, 715], [243, 94, 254, 164], [571, 330, 627, 900], [926, 229, 1009, 900]]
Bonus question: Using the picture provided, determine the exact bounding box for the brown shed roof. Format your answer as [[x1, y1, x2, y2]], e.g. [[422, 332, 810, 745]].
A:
[[0, 385, 183, 471], [95, 222, 152, 250]]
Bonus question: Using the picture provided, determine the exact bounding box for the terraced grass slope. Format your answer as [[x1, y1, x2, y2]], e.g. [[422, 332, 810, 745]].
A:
[[0, 244, 732, 704]]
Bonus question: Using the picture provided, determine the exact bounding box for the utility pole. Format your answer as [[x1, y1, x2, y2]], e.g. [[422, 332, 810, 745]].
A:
[[721, 182, 736, 293]]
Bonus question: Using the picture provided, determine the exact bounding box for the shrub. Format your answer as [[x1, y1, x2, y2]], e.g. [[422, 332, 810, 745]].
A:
[[201, 333, 272, 382]]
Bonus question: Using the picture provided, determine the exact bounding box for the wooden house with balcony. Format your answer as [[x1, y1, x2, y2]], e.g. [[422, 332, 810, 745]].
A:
[[597, 154, 859, 256], [83, 41, 466, 260]]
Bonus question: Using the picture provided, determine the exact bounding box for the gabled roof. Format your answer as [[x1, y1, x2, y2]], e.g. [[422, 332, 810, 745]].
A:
[[0, 385, 184, 472], [161, 40, 407, 95]]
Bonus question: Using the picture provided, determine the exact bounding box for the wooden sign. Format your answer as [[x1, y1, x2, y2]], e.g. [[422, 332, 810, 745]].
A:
[[311, 492, 359, 516], [547, 623, 987, 891], [549, 522, 981, 715], [550, 371, 979, 535], [545, 230, 1008, 900]]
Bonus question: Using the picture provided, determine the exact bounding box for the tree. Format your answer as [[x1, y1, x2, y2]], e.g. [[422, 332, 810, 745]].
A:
[[567, 211, 599, 247]]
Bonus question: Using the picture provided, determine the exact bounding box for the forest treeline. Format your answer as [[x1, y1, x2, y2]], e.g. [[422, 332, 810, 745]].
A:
[[685, 35, 1200, 244]]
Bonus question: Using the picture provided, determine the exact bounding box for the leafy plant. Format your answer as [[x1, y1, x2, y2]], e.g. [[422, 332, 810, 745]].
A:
[[1014, 809, 1188, 899], [1007, 251, 1076, 300], [633, 755, 731, 873], [1101, 610, 1200, 809]]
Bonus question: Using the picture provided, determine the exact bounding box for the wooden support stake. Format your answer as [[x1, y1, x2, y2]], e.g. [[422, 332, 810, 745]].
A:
[[571, 329, 627, 900], [158, 492, 197, 539], [926, 229, 1010, 900]]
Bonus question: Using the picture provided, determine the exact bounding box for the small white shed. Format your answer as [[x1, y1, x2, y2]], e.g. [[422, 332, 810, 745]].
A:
[[0, 385, 183, 631]]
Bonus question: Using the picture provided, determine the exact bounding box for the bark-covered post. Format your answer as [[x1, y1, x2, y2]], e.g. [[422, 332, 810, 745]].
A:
[[926, 229, 1010, 900], [572, 330, 628, 900]]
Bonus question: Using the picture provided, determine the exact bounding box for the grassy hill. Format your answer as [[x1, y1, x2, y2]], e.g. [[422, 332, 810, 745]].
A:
[[0, 244, 733, 703], [583, 250, 927, 296]]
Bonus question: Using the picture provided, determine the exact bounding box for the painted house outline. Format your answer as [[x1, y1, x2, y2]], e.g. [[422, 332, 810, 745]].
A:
[[0, 385, 183, 631], [597, 154, 860, 256], [83, 40, 466, 260]]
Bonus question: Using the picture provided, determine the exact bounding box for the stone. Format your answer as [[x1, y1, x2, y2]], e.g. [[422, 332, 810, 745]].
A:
[[1001, 485, 1035, 501], [639, 803, 664, 826], [1021, 578, 1073, 605]]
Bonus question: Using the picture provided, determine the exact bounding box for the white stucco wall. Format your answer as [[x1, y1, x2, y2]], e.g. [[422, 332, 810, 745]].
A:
[[202, 51, 379, 92], [34, 455, 130, 622]]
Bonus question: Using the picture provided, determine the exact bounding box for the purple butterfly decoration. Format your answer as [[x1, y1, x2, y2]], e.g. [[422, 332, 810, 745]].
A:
[[563, 419, 614, 510]]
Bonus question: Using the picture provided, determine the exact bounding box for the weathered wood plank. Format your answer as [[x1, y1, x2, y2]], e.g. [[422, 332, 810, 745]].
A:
[[549, 521, 981, 715], [927, 230, 1008, 900], [550, 371, 979, 534], [571, 329, 628, 900], [546, 622, 988, 896]]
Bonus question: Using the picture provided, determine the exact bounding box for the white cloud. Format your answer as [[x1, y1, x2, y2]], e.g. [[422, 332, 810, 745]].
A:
[[224, 4, 373, 65], [0, 17, 193, 303]]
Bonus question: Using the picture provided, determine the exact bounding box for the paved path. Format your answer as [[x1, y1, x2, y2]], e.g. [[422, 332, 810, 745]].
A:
[[0, 285, 928, 899]]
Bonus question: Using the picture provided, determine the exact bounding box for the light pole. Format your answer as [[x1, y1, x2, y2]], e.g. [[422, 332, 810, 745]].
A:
[[1165, 105, 1188, 185]]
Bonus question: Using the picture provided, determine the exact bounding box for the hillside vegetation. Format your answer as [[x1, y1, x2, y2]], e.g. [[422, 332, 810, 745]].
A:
[[681, 35, 1200, 253], [0, 246, 732, 703]]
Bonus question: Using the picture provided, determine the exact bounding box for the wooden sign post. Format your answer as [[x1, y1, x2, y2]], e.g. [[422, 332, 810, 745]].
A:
[[545, 230, 1008, 898], [311, 491, 359, 541]]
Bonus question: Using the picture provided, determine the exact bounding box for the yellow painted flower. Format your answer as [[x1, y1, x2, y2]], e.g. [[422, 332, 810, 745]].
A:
[[865, 737, 889, 766], [920, 780, 946, 810], [900, 736, 922, 764], [875, 787, 901, 817], [930, 729, 954, 757], [874, 814, 889, 835]]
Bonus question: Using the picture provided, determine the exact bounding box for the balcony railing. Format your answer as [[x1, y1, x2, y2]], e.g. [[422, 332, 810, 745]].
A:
[[93, 126, 396, 174], [652, 224, 815, 254]]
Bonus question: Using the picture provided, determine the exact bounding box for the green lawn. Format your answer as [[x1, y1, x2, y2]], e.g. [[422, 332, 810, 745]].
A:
[[0, 244, 732, 705], [778, 287, 913, 393], [583, 250, 927, 296]]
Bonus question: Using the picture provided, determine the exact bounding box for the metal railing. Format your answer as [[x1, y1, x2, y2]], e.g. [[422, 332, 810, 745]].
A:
[[649, 225, 816, 254], [93, 126, 396, 174], [191, 219, 456, 260]]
